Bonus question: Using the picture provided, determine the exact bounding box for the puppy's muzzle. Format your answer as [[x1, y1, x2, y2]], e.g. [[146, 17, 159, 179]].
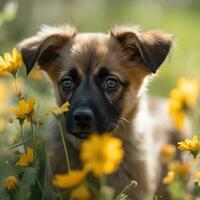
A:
[[72, 107, 95, 138]]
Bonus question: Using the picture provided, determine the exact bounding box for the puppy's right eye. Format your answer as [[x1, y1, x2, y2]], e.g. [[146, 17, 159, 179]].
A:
[[60, 77, 73, 90], [104, 76, 120, 92]]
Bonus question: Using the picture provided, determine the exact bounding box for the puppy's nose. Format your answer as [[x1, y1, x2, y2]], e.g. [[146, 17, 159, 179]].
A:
[[73, 108, 94, 127]]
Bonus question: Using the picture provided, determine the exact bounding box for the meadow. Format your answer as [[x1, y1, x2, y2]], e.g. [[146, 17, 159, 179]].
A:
[[0, 1, 200, 199]]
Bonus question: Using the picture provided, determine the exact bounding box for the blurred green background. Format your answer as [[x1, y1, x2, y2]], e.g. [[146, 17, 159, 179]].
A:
[[1, 0, 200, 97]]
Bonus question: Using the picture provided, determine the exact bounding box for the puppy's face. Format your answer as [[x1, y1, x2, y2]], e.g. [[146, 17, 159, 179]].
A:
[[20, 25, 173, 138]]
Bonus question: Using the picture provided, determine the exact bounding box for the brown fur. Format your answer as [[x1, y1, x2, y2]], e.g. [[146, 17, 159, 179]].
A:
[[19, 25, 180, 200]]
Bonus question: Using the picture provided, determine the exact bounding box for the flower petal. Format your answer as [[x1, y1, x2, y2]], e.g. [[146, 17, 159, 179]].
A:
[[53, 170, 87, 188]]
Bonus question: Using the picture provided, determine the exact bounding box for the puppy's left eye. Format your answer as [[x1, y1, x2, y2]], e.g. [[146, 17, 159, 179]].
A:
[[60, 77, 73, 90], [105, 76, 120, 91]]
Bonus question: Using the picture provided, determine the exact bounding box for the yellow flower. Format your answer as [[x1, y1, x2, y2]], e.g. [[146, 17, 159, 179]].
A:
[[0, 87, 12, 128], [80, 133, 124, 176], [0, 66, 7, 76], [173, 112, 186, 130], [11, 96, 36, 122], [168, 95, 186, 130], [178, 163, 190, 176], [168, 77, 200, 129], [52, 169, 87, 189], [178, 135, 200, 157], [163, 171, 175, 184], [160, 144, 176, 161], [71, 184, 91, 200], [0, 48, 23, 76], [29, 69, 44, 80], [16, 147, 34, 166], [0, 56, 8, 73], [49, 101, 70, 118], [177, 77, 200, 107], [5, 176, 18, 190], [167, 160, 190, 177], [0, 80, 10, 115]]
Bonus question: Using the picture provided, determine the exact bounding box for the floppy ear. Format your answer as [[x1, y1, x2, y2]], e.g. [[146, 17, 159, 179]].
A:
[[109, 26, 174, 73], [19, 25, 77, 74]]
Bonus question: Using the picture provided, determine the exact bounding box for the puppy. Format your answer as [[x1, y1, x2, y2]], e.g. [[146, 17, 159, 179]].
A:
[[20, 25, 177, 200]]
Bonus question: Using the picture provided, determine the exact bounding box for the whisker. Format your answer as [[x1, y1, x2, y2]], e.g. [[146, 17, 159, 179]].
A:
[[119, 117, 130, 124], [107, 115, 130, 129], [106, 118, 120, 130]]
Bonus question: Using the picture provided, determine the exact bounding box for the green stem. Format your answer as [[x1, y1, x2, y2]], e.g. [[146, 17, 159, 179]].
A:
[[42, 129, 49, 200], [115, 180, 137, 200], [19, 122, 26, 153], [36, 176, 43, 194], [12, 74, 19, 98], [45, 127, 63, 200], [100, 175, 107, 186], [37, 124, 41, 138], [30, 117, 36, 161], [58, 120, 71, 171], [41, 164, 48, 200], [99, 175, 107, 198], [70, 196, 74, 200], [9, 138, 32, 150], [46, 150, 63, 200], [11, 189, 18, 200], [87, 181, 99, 196]]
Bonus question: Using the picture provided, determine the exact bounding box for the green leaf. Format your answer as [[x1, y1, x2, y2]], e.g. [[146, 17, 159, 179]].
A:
[[16, 167, 37, 200]]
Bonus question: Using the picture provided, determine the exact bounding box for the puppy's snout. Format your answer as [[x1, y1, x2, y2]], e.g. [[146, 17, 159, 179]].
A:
[[73, 108, 94, 127]]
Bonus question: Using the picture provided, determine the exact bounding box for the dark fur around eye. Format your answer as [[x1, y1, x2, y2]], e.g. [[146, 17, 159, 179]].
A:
[[68, 68, 80, 81], [94, 67, 128, 92], [59, 68, 81, 91]]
